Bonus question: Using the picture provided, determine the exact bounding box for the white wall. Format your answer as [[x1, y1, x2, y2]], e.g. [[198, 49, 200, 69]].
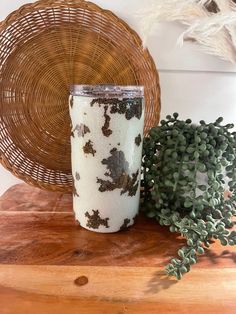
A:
[[1, 0, 236, 195]]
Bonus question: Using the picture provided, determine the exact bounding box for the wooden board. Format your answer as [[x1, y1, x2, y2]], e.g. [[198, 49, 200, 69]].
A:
[[0, 183, 236, 314]]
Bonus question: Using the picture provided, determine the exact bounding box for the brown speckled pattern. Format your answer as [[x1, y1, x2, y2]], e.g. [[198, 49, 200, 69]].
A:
[[91, 98, 143, 120], [135, 134, 142, 146], [83, 140, 96, 156], [96, 148, 139, 196], [72, 177, 79, 197], [204, 0, 219, 13], [102, 105, 112, 137], [73, 124, 90, 137], [120, 170, 139, 196], [119, 218, 131, 231], [85, 210, 109, 229]]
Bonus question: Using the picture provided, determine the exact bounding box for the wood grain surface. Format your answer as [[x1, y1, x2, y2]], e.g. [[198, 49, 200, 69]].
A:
[[0, 183, 236, 314]]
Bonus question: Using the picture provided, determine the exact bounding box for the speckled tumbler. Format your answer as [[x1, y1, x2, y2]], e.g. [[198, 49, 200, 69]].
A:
[[69, 84, 144, 233]]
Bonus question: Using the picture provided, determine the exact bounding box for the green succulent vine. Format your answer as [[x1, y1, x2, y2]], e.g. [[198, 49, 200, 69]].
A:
[[141, 113, 236, 280]]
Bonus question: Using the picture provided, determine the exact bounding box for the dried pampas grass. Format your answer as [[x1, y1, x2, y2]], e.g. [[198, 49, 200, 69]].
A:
[[137, 0, 236, 63]]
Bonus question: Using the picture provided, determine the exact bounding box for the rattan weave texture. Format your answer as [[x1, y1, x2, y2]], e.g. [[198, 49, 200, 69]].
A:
[[0, 0, 160, 192]]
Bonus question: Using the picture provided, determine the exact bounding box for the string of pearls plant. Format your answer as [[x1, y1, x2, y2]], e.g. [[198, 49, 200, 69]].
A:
[[141, 113, 236, 279]]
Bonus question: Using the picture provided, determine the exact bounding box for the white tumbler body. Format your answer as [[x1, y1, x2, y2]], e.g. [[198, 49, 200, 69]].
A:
[[69, 85, 144, 233]]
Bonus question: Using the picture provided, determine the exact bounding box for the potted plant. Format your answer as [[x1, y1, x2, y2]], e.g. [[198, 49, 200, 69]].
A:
[[142, 113, 236, 279]]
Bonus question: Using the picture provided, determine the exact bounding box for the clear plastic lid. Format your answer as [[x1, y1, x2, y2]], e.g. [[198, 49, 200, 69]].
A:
[[70, 84, 144, 98]]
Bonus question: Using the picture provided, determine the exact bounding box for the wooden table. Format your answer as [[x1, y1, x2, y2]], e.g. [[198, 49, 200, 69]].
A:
[[0, 184, 236, 314]]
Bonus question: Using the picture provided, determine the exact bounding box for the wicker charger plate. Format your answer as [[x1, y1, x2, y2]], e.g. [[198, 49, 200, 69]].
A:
[[0, 0, 160, 192]]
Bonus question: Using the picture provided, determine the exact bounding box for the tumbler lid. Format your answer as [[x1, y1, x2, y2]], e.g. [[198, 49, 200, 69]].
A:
[[70, 84, 144, 98]]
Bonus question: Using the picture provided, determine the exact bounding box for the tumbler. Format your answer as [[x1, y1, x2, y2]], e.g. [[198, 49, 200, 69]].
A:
[[69, 84, 144, 233]]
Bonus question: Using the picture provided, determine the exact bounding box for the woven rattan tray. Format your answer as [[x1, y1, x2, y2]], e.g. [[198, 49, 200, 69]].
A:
[[0, 0, 160, 192]]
